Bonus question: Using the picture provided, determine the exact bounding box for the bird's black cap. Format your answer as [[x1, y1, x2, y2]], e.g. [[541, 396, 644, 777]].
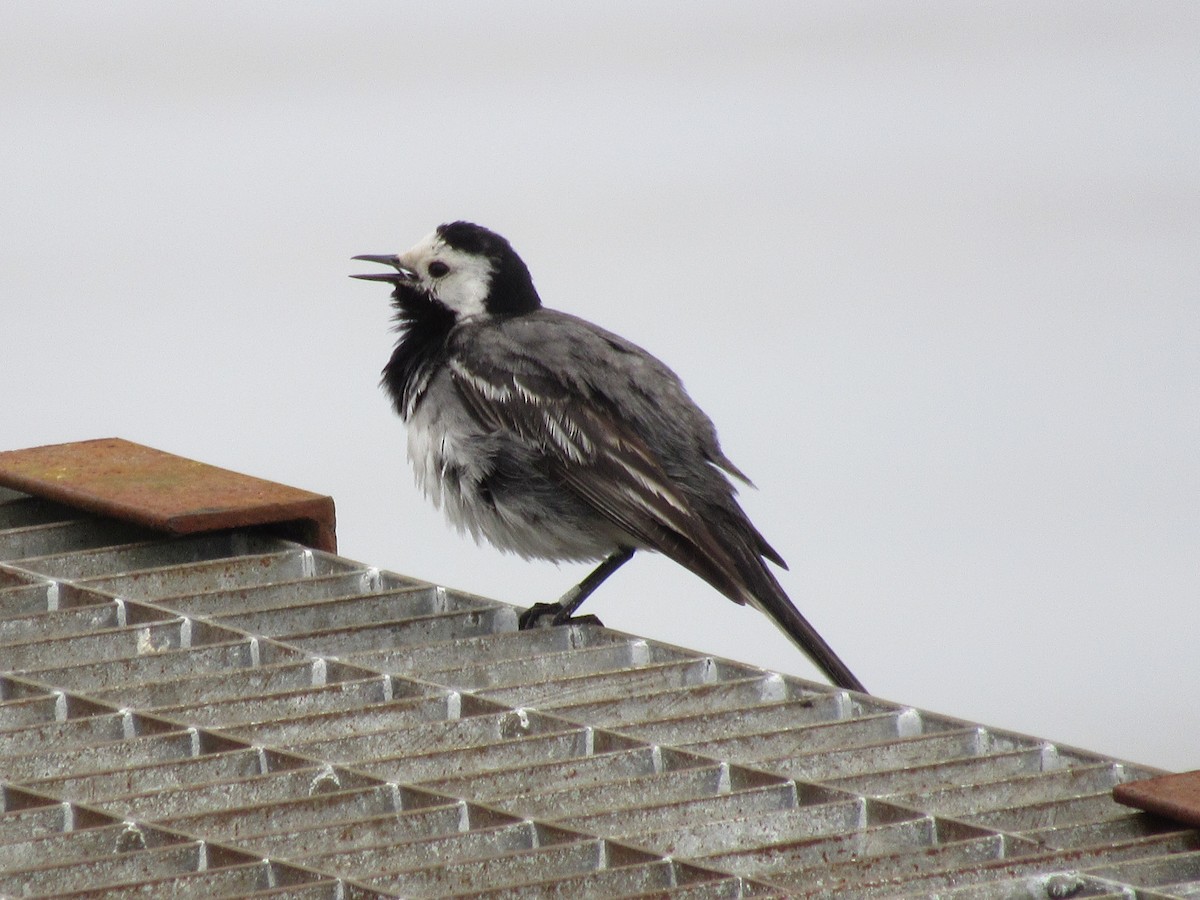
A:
[[438, 221, 542, 315]]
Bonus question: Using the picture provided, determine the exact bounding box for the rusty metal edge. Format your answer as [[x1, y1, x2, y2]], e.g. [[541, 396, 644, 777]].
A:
[[1113, 770, 1200, 829], [0, 438, 337, 554]]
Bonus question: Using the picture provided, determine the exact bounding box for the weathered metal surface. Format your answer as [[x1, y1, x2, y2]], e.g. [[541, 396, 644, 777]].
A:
[[0, 438, 337, 552], [0, 481, 1197, 898]]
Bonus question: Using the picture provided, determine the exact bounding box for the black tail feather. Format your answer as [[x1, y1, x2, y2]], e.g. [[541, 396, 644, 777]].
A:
[[747, 565, 866, 693]]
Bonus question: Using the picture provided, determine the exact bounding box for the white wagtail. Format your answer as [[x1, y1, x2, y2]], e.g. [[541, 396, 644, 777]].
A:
[[353, 222, 865, 692]]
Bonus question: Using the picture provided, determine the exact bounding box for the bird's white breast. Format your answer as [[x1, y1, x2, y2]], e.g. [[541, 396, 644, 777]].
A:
[[405, 393, 476, 512]]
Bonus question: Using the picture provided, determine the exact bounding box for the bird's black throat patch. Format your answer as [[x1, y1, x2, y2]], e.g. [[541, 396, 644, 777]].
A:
[[382, 286, 455, 419]]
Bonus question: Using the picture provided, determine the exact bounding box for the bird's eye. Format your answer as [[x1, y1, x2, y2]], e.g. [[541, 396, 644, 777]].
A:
[[427, 261, 450, 278]]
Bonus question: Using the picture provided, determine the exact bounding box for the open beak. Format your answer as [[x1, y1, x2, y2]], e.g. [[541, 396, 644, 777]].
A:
[[351, 254, 418, 284]]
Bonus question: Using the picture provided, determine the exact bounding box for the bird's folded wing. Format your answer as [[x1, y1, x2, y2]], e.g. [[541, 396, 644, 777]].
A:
[[448, 356, 749, 603]]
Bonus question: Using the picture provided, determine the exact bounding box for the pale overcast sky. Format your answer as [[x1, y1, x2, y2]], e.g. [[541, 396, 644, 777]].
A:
[[3, 2, 1197, 769]]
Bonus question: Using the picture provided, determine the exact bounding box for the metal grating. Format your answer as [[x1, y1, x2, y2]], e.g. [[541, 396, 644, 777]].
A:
[[1, 482, 1197, 898]]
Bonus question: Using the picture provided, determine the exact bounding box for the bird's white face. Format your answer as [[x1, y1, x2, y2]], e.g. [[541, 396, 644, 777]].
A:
[[397, 231, 494, 320]]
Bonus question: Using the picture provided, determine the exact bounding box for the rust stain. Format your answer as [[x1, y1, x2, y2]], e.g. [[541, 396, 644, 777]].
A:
[[0, 438, 336, 553]]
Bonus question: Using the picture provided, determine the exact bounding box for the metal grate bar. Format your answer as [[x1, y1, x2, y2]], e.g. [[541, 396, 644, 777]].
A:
[[242, 802, 523, 859]]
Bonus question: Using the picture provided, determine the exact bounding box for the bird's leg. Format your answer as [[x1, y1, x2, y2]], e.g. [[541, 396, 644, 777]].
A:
[[519, 547, 636, 629]]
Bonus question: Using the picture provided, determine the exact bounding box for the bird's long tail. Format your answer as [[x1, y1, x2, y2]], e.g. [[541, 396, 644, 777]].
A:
[[744, 567, 866, 692], [666, 524, 868, 691], [670, 507, 868, 692]]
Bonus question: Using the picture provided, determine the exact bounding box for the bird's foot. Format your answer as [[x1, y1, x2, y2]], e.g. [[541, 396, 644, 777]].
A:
[[518, 602, 604, 630]]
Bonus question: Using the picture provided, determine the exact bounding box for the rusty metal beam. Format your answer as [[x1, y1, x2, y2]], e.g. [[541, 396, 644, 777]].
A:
[[1115, 770, 1200, 828], [0, 438, 336, 553]]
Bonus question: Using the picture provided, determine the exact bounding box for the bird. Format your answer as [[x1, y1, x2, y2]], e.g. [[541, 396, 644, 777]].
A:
[[352, 221, 865, 692]]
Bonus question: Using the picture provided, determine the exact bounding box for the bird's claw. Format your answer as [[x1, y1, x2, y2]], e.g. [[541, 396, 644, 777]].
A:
[[518, 602, 604, 630]]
